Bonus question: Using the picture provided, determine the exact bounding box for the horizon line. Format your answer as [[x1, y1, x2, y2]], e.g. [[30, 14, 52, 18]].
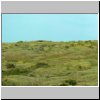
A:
[[2, 39, 98, 44]]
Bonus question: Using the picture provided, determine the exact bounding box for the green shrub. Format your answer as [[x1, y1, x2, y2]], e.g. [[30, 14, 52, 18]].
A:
[[88, 45, 94, 48], [35, 62, 49, 68], [59, 83, 69, 86], [4, 47, 8, 49], [60, 79, 77, 86], [66, 80, 77, 85], [6, 63, 15, 69], [5, 67, 30, 75], [65, 45, 69, 49], [17, 41, 23, 43], [15, 44, 19, 46], [37, 40, 45, 42]]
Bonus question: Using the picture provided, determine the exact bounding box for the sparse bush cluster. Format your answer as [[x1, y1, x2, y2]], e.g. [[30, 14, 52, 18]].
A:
[[37, 40, 46, 42], [60, 80, 77, 86], [76, 62, 91, 70]]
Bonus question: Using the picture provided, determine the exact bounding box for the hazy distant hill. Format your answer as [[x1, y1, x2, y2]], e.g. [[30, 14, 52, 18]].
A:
[[2, 40, 98, 86]]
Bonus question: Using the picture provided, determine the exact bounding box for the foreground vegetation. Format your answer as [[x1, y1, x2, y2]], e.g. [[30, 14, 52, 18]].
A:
[[2, 40, 98, 86]]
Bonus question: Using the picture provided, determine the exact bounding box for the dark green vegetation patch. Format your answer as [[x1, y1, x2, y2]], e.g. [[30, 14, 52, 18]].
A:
[[2, 40, 98, 86]]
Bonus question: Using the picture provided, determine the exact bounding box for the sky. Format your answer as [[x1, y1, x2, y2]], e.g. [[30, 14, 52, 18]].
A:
[[2, 14, 98, 42]]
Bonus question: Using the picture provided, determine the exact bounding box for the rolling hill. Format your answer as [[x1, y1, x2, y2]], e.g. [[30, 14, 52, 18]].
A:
[[2, 40, 98, 86]]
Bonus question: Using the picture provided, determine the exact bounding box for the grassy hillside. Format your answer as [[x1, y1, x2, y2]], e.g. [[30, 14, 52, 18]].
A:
[[2, 40, 98, 86]]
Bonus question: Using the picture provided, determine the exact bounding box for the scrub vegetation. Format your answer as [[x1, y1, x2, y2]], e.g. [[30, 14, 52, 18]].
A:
[[2, 40, 98, 86]]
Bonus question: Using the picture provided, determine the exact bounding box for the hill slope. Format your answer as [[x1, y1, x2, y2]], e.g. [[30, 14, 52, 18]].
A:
[[2, 40, 98, 86]]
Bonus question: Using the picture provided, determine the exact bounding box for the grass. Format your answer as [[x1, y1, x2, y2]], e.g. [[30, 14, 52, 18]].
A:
[[2, 40, 98, 86]]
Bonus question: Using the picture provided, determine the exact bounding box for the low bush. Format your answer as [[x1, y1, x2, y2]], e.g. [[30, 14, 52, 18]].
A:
[[37, 40, 45, 42], [6, 63, 16, 69], [60, 79, 77, 86], [66, 80, 77, 85], [35, 62, 49, 68], [65, 45, 69, 49], [17, 41, 23, 43]]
